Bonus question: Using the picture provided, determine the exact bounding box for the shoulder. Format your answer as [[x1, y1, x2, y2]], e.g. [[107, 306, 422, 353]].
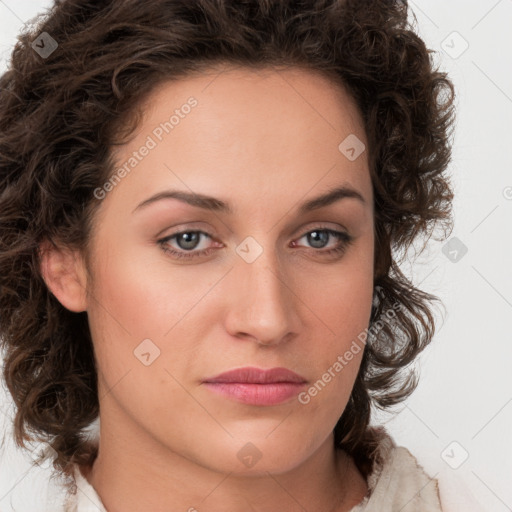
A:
[[349, 426, 443, 512]]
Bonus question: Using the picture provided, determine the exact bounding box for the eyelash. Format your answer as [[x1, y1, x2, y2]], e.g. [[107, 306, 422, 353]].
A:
[[157, 227, 354, 261]]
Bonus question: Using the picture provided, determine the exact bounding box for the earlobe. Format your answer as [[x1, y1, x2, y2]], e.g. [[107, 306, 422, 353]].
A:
[[38, 240, 88, 313]]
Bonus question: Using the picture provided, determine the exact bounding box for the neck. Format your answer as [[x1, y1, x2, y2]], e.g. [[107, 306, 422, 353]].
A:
[[84, 401, 367, 512]]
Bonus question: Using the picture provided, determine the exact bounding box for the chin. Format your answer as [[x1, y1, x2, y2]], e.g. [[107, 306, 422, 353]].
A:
[[192, 433, 322, 476]]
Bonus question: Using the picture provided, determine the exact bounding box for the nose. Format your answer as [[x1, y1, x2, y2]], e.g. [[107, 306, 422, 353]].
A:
[[223, 245, 300, 347]]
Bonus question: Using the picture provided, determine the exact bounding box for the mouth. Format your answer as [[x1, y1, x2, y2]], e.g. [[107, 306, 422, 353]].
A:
[[202, 366, 308, 406]]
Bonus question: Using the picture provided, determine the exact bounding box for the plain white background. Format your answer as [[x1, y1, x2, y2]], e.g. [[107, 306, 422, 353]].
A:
[[0, 1, 511, 510]]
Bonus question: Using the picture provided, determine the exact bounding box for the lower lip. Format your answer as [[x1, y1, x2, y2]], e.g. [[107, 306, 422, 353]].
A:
[[203, 382, 306, 406]]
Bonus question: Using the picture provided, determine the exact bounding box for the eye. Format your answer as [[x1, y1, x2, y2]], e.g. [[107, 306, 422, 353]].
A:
[[157, 227, 354, 261], [292, 228, 354, 257], [158, 230, 218, 260]]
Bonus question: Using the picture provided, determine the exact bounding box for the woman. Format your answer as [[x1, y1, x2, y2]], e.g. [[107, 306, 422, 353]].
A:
[[0, 0, 455, 510]]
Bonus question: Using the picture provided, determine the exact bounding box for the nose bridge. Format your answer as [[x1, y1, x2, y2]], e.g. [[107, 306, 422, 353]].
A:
[[225, 238, 298, 345]]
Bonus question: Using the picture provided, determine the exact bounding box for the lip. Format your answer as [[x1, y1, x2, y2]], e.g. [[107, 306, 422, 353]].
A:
[[202, 366, 308, 406]]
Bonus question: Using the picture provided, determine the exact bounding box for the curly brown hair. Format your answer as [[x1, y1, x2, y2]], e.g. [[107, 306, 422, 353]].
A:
[[0, 0, 455, 486]]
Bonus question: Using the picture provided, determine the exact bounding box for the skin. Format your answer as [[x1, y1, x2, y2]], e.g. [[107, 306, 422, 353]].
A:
[[41, 64, 375, 511]]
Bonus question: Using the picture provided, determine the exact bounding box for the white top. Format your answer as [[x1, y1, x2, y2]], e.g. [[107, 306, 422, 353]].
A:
[[63, 428, 443, 512]]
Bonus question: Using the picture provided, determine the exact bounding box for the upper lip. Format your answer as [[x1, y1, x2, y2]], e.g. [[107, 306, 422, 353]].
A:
[[203, 366, 307, 384]]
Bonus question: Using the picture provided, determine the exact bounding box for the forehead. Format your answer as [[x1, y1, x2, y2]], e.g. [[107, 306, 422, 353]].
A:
[[103, 64, 371, 217], [138, 63, 365, 140]]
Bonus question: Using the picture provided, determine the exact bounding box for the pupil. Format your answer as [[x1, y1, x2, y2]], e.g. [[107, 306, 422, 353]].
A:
[[308, 230, 328, 248]]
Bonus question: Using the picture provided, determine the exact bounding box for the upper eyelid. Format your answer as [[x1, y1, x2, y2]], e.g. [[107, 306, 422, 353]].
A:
[[161, 219, 349, 237]]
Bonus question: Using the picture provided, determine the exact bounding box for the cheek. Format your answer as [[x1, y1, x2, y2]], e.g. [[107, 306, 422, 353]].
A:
[[295, 277, 370, 429], [84, 246, 206, 431], [294, 238, 373, 401], [87, 237, 216, 341], [84, 234, 227, 400], [299, 238, 374, 346]]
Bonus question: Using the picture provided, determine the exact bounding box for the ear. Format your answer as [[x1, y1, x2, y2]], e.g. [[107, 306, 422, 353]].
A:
[[38, 239, 88, 313]]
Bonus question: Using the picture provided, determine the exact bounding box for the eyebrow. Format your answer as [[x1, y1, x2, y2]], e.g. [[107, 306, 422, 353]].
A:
[[132, 184, 365, 215]]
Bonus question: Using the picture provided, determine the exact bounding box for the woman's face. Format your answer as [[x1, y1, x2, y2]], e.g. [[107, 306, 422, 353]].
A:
[[84, 64, 374, 474]]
